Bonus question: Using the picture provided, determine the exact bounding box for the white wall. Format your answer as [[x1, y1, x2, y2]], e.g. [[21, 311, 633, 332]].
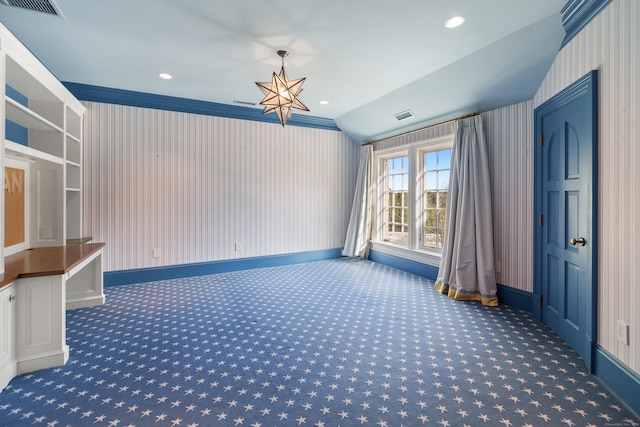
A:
[[534, 0, 639, 372], [82, 101, 359, 272]]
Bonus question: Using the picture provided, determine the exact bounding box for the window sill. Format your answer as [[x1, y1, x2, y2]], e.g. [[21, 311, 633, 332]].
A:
[[369, 241, 441, 267]]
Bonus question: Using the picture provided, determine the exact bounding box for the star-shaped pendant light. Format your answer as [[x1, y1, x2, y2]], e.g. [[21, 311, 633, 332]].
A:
[[255, 50, 309, 126]]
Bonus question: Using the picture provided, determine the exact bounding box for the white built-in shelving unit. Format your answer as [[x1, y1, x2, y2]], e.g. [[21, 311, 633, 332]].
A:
[[0, 22, 94, 392], [1, 22, 86, 262]]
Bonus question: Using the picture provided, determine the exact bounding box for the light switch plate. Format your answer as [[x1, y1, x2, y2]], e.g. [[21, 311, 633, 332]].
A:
[[617, 320, 629, 345]]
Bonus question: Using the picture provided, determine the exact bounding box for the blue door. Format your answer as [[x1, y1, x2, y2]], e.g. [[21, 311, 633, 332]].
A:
[[534, 71, 598, 370]]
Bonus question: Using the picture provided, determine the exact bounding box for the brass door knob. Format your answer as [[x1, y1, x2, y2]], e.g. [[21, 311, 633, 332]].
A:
[[569, 237, 586, 246]]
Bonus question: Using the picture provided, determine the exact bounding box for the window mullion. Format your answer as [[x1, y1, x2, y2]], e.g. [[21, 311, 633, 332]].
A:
[[408, 145, 418, 250]]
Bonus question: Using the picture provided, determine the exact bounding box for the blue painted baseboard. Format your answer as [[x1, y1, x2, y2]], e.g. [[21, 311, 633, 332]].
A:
[[368, 249, 535, 313], [496, 284, 534, 313], [594, 345, 640, 419], [368, 249, 439, 281], [104, 248, 342, 287]]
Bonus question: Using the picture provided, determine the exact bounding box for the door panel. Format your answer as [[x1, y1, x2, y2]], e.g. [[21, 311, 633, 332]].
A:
[[566, 125, 580, 177], [548, 192, 560, 245], [534, 71, 597, 370], [565, 262, 580, 327], [547, 254, 560, 312]]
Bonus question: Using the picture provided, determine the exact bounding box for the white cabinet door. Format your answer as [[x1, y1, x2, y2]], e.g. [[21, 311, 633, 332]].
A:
[[0, 284, 16, 391], [15, 275, 68, 374]]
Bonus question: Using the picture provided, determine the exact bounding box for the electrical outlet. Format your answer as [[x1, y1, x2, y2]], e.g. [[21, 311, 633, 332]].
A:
[[235, 242, 241, 251], [617, 320, 629, 345], [495, 261, 501, 273], [153, 248, 161, 259]]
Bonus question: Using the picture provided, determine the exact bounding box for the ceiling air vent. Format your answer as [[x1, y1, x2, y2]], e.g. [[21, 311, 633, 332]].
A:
[[394, 110, 414, 121], [233, 100, 257, 106], [1, 0, 64, 17]]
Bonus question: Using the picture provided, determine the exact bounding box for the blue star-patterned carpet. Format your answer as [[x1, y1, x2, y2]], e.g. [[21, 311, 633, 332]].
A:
[[0, 257, 638, 426]]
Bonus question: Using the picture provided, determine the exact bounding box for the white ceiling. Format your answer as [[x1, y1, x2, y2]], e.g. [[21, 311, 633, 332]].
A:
[[0, 0, 566, 144]]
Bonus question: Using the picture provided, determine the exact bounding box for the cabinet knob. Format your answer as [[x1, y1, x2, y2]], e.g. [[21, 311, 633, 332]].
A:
[[8, 295, 15, 302]]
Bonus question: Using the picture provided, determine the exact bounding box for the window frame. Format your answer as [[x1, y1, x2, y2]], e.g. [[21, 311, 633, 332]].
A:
[[419, 143, 452, 251], [377, 149, 410, 244], [372, 135, 454, 262]]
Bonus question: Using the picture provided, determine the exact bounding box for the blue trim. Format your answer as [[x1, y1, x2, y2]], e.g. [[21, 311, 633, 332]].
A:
[[561, 0, 612, 48], [593, 345, 640, 419], [496, 284, 534, 313], [5, 120, 27, 145], [6, 84, 28, 106], [368, 249, 439, 281], [6, 84, 29, 145], [62, 82, 341, 132], [104, 248, 343, 287]]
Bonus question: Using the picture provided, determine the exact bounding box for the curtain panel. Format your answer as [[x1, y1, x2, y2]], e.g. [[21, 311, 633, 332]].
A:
[[435, 116, 498, 306], [342, 145, 373, 258]]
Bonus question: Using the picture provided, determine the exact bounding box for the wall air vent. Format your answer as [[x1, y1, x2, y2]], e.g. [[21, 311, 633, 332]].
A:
[[1, 0, 64, 17], [233, 100, 257, 106], [394, 110, 414, 121]]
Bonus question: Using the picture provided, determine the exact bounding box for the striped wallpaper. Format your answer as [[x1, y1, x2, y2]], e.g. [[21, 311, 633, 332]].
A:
[[84, 96, 533, 298], [82, 102, 359, 273], [482, 102, 534, 292], [534, 0, 639, 372]]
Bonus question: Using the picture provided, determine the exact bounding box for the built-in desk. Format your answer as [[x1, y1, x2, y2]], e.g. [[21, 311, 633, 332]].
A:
[[0, 243, 105, 383], [2, 243, 104, 283]]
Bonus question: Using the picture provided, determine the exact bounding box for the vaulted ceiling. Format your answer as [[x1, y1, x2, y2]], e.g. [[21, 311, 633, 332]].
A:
[[0, 0, 567, 144]]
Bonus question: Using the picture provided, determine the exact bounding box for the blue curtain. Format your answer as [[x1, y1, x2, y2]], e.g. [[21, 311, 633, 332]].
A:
[[435, 116, 498, 306]]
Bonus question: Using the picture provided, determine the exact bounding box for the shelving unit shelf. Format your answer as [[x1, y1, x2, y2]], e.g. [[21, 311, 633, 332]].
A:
[[5, 97, 64, 133]]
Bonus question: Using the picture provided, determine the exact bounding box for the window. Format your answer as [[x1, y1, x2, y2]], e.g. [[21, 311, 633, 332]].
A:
[[374, 136, 453, 255], [422, 149, 451, 249], [381, 155, 409, 243]]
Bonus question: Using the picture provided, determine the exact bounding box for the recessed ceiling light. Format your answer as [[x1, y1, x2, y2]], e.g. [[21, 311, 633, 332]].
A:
[[445, 16, 465, 29], [158, 73, 173, 80], [319, 100, 329, 105]]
